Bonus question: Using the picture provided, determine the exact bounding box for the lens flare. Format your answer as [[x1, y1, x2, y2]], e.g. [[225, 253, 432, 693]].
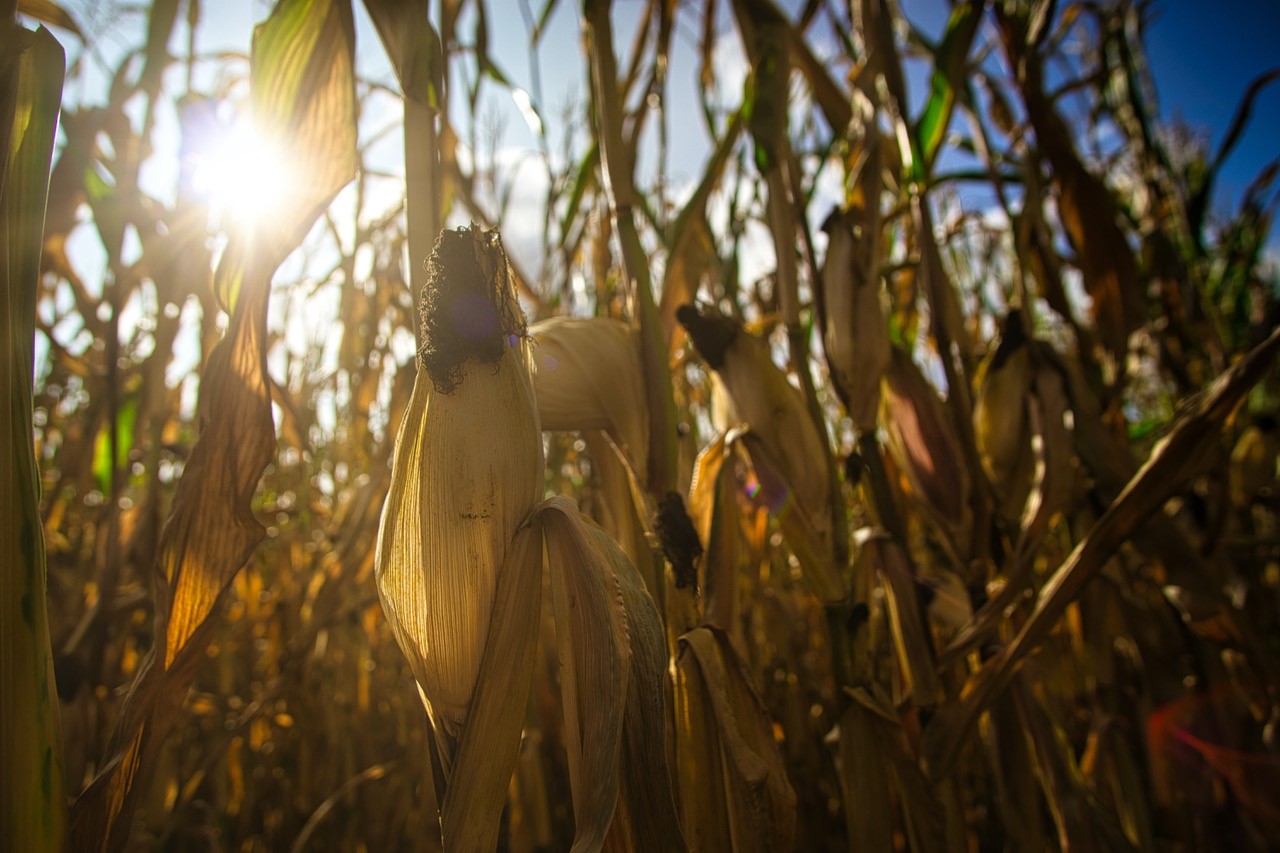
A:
[[188, 118, 295, 228]]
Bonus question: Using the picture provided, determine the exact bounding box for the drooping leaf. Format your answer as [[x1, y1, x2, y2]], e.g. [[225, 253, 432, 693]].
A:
[[674, 625, 797, 852], [1187, 68, 1280, 245]]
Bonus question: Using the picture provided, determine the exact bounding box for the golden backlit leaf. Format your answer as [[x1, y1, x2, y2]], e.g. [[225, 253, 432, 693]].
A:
[[70, 2, 357, 844]]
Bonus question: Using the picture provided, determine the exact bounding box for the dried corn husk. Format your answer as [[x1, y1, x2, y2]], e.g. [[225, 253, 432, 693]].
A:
[[537, 496, 686, 852], [672, 625, 797, 852], [375, 225, 543, 736], [677, 304, 829, 522], [881, 347, 971, 542], [531, 316, 649, 477], [973, 312, 1035, 523], [818, 182, 889, 431]]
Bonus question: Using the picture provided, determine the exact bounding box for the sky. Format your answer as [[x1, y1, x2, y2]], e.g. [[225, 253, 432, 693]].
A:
[[1143, 0, 1280, 223], [29, 0, 1280, 292]]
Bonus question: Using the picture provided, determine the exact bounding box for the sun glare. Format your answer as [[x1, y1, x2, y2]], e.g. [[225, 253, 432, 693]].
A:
[[189, 120, 294, 227]]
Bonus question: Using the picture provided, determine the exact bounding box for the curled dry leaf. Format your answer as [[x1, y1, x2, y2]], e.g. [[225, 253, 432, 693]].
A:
[[673, 625, 797, 853], [531, 315, 648, 479]]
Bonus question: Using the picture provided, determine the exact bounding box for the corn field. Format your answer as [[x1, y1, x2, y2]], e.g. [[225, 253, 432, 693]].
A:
[[3, 0, 1280, 849]]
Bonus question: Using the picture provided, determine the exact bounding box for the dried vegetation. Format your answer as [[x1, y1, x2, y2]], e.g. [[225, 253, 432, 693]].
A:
[[4, 0, 1280, 849]]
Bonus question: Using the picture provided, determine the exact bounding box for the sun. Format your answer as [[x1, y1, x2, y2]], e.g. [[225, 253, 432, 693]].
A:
[[187, 116, 295, 228]]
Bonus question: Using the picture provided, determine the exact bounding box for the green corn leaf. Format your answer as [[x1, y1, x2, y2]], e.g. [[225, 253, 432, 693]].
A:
[[913, 0, 981, 182], [1, 23, 69, 853]]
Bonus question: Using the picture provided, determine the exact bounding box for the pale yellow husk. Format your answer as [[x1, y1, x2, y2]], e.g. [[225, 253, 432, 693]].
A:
[[715, 328, 830, 521], [374, 231, 543, 736], [530, 316, 648, 477]]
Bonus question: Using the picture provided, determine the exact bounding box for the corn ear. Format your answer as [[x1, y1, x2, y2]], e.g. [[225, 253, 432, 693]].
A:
[[374, 225, 543, 737], [1017, 357, 1076, 548], [818, 201, 889, 431], [973, 312, 1035, 524], [677, 304, 829, 523], [881, 347, 971, 543]]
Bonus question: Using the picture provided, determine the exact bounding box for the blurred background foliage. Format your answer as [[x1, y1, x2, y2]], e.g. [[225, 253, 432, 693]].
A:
[[6, 0, 1280, 849]]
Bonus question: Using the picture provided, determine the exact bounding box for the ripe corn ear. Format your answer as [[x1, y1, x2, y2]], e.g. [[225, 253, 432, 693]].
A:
[[374, 225, 543, 736], [677, 304, 829, 522]]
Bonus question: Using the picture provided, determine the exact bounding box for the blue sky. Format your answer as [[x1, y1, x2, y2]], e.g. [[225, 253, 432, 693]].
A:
[[1143, 0, 1280, 226], [36, 0, 1280, 260]]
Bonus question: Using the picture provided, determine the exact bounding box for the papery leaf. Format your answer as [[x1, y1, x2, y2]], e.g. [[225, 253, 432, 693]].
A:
[[539, 495, 631, 852], [674, 626, 797, 852], [441, 522, 544, 851]]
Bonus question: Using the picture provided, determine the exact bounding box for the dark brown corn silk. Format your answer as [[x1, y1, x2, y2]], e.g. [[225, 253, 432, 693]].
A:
[[675, 303, 739, 370], [655, 491, 703, 590], [418, 224, 526, 394]]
